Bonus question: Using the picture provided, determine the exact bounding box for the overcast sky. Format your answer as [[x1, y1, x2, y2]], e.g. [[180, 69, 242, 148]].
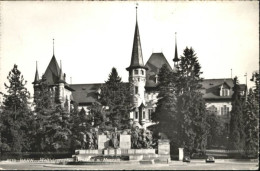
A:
[[0, 1, 259, 97]]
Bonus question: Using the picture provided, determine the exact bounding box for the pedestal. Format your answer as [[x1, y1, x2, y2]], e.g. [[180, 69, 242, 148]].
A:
[[178, 148, 184, 161], [119, 134, 131, 149]]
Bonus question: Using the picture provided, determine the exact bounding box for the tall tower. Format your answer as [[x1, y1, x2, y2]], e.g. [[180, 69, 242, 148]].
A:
[[173, 32, 180, 69], [58, 60, 66, 108], [126, 5, 148, 126]]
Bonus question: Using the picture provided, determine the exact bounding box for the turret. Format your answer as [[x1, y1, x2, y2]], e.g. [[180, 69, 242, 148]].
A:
[[126, 5, 148, 127]]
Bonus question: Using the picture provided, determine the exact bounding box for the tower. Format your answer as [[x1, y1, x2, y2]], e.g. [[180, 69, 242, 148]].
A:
[[173, 32, 180, 69], [58, 60, 66, 108], [126, 6, 148, 127]]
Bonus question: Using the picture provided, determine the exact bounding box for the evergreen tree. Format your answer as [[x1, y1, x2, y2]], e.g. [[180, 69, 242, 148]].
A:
[[31, 76, 55, 151], [70, 105, 92, 150], [228, 77, 245, 151], [32, 76, 71, 152], [206, 113, 227, 149], [243, 72, 259, 157], [92, 67, 132, 131], [176, 47, 208, 155], [151, 64, 178, 141], [0, 64, 32, 152]]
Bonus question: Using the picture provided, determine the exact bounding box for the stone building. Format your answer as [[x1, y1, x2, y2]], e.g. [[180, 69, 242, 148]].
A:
[[33, 9, 247, 129]]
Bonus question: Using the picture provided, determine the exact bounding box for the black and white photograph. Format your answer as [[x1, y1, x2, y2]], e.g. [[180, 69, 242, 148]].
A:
[[0, 0, 259, 170]]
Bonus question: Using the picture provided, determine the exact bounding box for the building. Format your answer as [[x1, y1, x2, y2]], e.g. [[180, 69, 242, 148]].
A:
[[33, 8, 247, 129]]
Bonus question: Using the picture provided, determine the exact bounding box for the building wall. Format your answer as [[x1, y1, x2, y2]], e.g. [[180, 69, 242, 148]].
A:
[[206, 101, 232, 116]]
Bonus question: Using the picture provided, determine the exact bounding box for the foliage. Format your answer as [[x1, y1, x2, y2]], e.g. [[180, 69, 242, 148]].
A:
[[0, 64, 32, 152], [176, 47, 208, 155], [70, 104, 94, 151], [206, 113, 227, 149], [32, 76, 71, 152], [151, 64, 178, 141], [228, 77, 245, 151], [91, 67, 132, 131], [243, 72, 259, 156]]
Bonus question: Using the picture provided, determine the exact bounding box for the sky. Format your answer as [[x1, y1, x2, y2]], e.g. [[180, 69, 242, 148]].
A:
[[0, 1, 259, 99]]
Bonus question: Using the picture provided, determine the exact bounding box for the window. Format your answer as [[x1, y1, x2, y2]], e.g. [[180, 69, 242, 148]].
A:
[[155, 75, 158, 83], [221, 87, 229, 96], [135, 112, 138, 119], [143, 111, 145, 119], [134, 69, 138, 75], [221, 105, 229, 115], [141, 70, 144, 75], [207, 105, 217, 115], [135, 86, 138, 94], [148, 109, 153, 120]]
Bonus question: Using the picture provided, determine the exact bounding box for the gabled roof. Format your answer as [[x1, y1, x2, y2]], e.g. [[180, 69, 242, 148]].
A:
[[126, 21, 148, 71], [43, 55, 60, 85], [145, 53, 172, 88], [201, 78, 234, 99]]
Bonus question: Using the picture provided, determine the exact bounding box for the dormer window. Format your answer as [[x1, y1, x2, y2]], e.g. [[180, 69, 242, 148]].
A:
[[155, 75, 158, 83], [221, 88, 229, 96], [134, 69, 138, 75], [220, 83, 230, 96], [141, 70, 144, 75]]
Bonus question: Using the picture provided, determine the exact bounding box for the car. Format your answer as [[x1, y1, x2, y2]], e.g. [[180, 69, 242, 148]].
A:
[[183, 156, 191, 163], [206, 156, 215, 163]]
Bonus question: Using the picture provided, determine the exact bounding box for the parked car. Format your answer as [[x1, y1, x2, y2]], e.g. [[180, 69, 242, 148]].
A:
[[205, 156, 215, 163], [183, 156, 191, 163]]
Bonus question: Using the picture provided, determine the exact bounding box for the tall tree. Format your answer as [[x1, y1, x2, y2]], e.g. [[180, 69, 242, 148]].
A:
[[228, 77, 245, 151], [32, 76, 71, 152], [91, 67, 132, 131], [151, 64, 178, 141], [243, 72, 259, 157], [176, 47, 208, 155], [0, 64, 32, 152]]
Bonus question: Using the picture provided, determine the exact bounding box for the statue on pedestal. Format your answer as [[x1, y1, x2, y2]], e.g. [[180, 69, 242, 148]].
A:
[[110, 127, 119, 148]]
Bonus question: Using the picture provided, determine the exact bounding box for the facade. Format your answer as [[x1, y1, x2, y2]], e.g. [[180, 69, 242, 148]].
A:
[[32, 54, 75, 112], [33, 10, 247, 129]]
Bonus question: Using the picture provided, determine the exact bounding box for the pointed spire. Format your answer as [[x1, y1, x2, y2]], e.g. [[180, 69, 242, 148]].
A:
[[173, 32, 180, 63], [52, 38, 55, 57], [126, 5, 148, 71], [136, 3, 138, 22], [33, 61, 39, 84]]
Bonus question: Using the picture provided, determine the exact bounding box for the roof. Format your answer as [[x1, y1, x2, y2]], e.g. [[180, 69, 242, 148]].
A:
[[173, 33, 179, 62], [70, 83, 102, 105], [145, 53, 172, 88], [126, 21, 148, 71], [43, 55, 61, 85], [201, 78, 234, 99], [238, 84, 247, 91], [33, 66, 39, 84]]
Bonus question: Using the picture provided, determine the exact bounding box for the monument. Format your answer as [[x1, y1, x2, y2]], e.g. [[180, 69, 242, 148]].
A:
[[71, 128, 172, 164]]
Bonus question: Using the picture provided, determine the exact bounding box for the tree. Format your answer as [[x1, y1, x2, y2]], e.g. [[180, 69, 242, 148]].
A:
[[228, 77, 245, 151], [243, 72, 259, 157], [0, 64, 32, 152], [70, 105, 93, 151], [32, 76, 71, 152], [92, 67, 132, 131], [206, 113, 227, 149], [31, 76, 55, 151], [151, 64, 178, 140], [176, 47, 208, 155]]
